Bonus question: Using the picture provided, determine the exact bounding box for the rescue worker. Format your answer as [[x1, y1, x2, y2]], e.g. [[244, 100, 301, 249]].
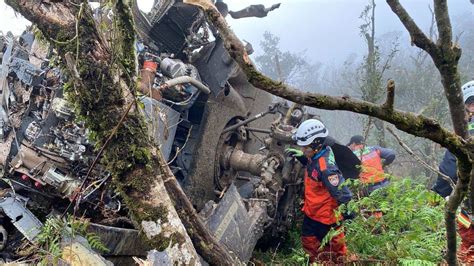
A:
[[286, 119, 353, 263], [432, 80, 474, 262], [347, 135, 396, 195]]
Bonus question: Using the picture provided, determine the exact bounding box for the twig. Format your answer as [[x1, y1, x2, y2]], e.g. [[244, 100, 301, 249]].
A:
[[81, 175, 109, 200], [75, 3, 84, 62], [49, 3, 84, 48], [386, 0, 437, 55], [167, 125, 193, 165], [358, 117, 373, 161], [428, 5, 437, 40], [271, 241, 281, 263], [387, 126, 454, 189]]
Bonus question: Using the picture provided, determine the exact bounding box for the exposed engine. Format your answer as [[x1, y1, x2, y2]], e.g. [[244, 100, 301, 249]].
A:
[[0, 33, 91, 199], [0, 1, 313, 263]]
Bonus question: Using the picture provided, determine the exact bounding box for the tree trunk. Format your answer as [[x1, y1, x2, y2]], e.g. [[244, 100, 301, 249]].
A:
[[5, 0, 237, 264]]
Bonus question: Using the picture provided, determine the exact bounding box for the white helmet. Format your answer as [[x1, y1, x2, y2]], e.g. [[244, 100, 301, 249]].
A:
[[462, 80, 474, 103], [293, 119, 328, 146]]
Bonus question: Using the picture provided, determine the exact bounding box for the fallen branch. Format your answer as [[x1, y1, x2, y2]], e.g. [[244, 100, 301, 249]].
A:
[[185, 1, 472, 263], [184, 0, 468, 161], [157, 149, 240, 264]]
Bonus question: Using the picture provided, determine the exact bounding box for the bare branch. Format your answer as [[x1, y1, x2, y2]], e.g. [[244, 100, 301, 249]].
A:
[[428, 5, 437, 40], [433, 0, 452, 49], [386, 0, 466, 139], [387, 127, 455, 189], [184, 2, 472, 262], [187, 0, 469, 162], [385, 0, 438, 56]]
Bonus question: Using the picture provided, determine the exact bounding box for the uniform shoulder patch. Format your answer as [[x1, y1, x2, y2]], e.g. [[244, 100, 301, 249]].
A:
[[328, 174, 339, 186], [318, 157, 327, 172]]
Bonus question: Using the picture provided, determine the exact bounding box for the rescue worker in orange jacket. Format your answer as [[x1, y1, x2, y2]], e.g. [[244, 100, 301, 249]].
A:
[[286, 119, 353, 263], [347, 135, 396, 194]]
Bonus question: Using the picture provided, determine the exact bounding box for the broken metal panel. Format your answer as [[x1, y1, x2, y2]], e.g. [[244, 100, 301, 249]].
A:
[[18, 31, 35, 55], [0, 194, 43, 241], [10, 144, 68, 179], [140, 97, 180, 160], [193, 38, 236, 94], [202, 184, 267, 262], [148, 3, 203, 57], [9, 57, 43, 87], [87, 223, 149, 256]]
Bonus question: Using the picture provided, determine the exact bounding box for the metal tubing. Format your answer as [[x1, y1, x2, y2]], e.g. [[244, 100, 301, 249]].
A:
[[223, 111, 269, 134], [245, 127, 271, 134], [163, 76, 211, 94]]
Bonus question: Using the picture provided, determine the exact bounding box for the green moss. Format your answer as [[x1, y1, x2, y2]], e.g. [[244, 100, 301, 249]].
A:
[[144, 233, 172, 251], [49, 0, 164, 225], [144, 232, 187, 251], [199, 241, 213, 252], [7, 0, 175, 253]]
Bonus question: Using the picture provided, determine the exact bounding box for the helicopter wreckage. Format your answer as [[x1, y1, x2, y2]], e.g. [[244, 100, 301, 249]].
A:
[[0, 1, 359, 264]]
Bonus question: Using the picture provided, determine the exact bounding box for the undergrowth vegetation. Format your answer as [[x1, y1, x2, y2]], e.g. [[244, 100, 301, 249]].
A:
[[342, 177, 446, 264], [36, 215, 108, 264], [252, 178, 446, 265]]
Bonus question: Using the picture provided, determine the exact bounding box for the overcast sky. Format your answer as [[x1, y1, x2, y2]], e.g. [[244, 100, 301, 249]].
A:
[[1, 0, 472, 64]]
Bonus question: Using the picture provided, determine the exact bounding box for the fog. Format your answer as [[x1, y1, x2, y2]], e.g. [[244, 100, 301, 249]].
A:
[[1, 0, 473, 164], [1, 1, 472, 64], [225, 0, 472, 64]]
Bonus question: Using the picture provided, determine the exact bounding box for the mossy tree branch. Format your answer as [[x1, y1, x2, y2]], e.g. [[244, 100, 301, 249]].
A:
[[5, 0, 238, 264], [187, 0, 467, 160], [5, 0, 180, 254], [387, 1, 466, 263], [387, 0, 465, 139], [434, 0, 453, 50], [186, 1, 472, 264]]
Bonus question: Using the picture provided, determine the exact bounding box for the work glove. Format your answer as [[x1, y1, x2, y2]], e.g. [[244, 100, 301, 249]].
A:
[[285, 148, 304, 158]]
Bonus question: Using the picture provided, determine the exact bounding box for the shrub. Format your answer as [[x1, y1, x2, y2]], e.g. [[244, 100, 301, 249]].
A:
[[340, 178, 446, 263]]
